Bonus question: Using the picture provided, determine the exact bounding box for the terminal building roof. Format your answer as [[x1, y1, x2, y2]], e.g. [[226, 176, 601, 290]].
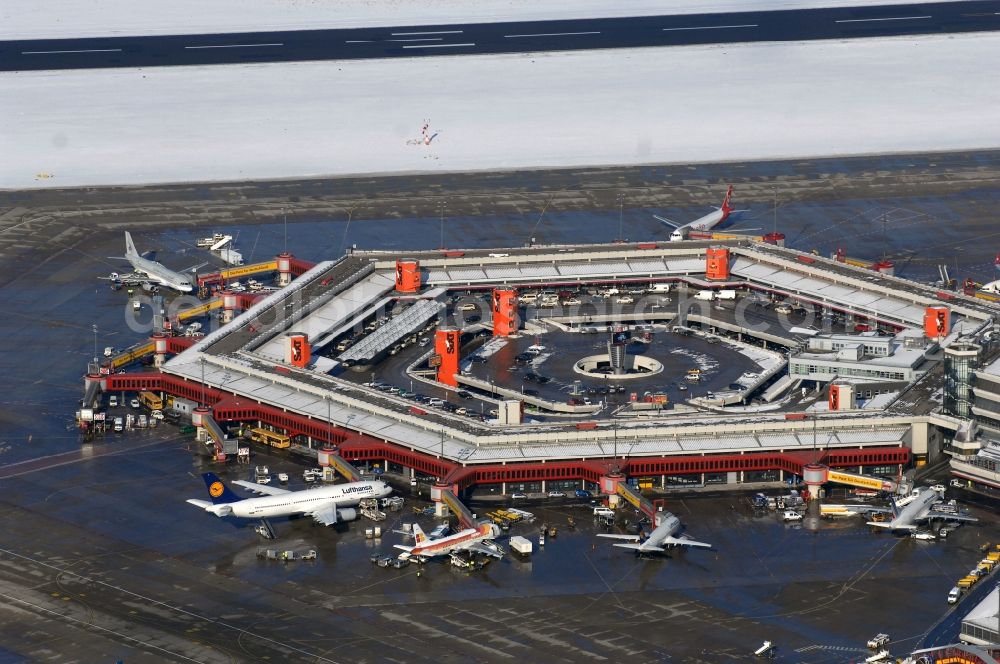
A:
[[161, 238, 1000, 462]]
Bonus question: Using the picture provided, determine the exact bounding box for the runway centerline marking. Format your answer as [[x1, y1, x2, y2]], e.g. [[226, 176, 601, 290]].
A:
[[387, 38, 444, 42], [22, 48, 122, 54], [835, 15, 931, 23], [401, 43, 476, 49], [391, 30, 463, 36], [661, 24, 758, 32], [184, 43, 284, 49], [505, 31, 601, 38]]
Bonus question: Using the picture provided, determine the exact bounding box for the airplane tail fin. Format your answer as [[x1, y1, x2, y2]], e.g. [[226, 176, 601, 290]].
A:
[[412, 523, 428, 545], [720, 185, 734, 215], [201, 472, 242, 505], [889, 496, 900, 519], [125, 232, 139, 259]]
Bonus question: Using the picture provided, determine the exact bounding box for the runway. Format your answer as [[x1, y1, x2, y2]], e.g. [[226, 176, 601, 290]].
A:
[[3, 0, 1000, 71]]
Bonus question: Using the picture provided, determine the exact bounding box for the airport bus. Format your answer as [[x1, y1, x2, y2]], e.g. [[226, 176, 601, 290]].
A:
[[139, 391, 163, 411], [248, 427, 291, 449]]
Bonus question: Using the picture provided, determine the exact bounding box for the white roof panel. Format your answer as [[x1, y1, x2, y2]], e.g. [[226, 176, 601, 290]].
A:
[[484, 266, 524, 280], [516, 264, 561, 277], [425, 269, 450, 283], [627, 258, 668, 272], [733, 262, 781, 280], [813, 284, 858, 300], [787, 277, 828, 294], [449, 268, 488, 281], [665, 257, 706, 272]]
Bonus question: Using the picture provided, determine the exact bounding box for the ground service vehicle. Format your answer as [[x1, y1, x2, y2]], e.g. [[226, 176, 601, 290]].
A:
[[867, 634, 890, 649], [249, 427, 291, 449], [948, 587, 962, 604]]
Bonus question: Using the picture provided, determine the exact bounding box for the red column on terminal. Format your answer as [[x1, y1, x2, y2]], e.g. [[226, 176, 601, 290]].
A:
[[434, 328, 461, 387], [924, 305, 950, 339], [395, 259, 421, 293], [492, 288, 519, 336], [705, 247, 730, 280]]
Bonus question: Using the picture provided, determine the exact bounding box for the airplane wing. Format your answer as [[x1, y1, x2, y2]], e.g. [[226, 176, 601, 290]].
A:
[[653, 214, 681, 229], [309, 502, 339, 526], [465, 542, 504, 558], [613, 542, 665, 553], [867, 520, 918, 530], [662, 535, 712, 549], [231, 480, 291, 497], [919, 511, 978, 524], [596, 533, 642, 542]]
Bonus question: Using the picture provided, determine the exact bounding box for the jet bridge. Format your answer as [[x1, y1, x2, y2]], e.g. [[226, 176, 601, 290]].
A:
[[192, 408, 236, 459], [317, 447, 363, 482], [431, 483, 480, 531], [615, 482, 662, 524]]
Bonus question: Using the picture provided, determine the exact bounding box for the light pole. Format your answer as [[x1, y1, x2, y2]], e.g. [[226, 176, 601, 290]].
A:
[[438, 201, 446, 249], [812, 415, 817, 452], [616, 193, 625, 242]]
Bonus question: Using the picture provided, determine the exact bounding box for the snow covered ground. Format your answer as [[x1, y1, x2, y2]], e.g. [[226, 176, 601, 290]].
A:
[[4, 32, 998, 190], [2, 0, 963, 39]]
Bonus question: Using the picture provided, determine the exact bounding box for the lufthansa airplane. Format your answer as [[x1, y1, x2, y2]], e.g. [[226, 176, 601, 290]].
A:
[[187, 472, 392, 526]]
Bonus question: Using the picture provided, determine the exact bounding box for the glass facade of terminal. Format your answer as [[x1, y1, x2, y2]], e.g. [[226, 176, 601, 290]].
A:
[[788, 361, 907, 381], [961, 622, 999, 646], [944, 344, 981, 418]]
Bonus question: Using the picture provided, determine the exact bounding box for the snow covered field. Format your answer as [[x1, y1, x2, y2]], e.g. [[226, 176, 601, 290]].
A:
[[2, 0, 963, 39], [3, 32, 998, 190]]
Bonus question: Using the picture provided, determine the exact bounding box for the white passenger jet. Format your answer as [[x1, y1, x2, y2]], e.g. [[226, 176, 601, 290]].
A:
[[655, 185, 737, 242], [395, 522, 503, 559], [598, 511, 712, 554], [103, 231, 203, 292], [187, 472, 392, 525], [865, 487, 977, 531]]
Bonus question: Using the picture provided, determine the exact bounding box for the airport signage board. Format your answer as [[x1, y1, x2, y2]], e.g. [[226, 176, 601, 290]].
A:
[[611, 330, 631, 344], [827, 470, 884, 491]]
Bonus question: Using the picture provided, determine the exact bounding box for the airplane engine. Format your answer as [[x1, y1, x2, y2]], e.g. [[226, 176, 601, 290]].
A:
[[337, 508, 358, 522]]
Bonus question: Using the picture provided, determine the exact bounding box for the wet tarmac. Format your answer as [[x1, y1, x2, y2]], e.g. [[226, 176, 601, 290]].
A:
[[1, 434, 998, 663], [4, 152, 1000, 660]]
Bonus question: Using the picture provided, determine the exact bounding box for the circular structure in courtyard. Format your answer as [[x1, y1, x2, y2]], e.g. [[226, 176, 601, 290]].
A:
[[573, 353, 663, 380]]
